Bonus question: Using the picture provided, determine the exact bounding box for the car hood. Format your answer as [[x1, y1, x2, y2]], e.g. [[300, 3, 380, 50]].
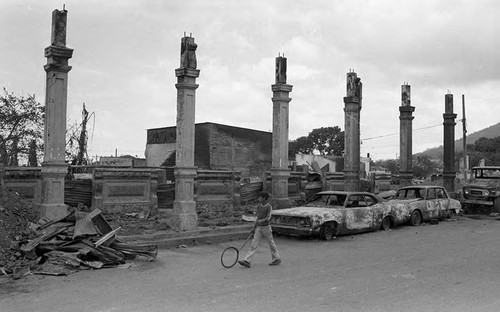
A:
[[272, 206, 335, 217], [449, 198, 462, 210]]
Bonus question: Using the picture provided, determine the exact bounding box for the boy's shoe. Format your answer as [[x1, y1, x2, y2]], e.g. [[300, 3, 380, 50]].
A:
[[269, 259, 281, 266], [238, 260, 251, 268]]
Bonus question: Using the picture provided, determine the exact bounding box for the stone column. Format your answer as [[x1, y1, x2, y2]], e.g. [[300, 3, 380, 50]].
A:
[[343, 72, 362, 192], [399, 83, 415, 187], [40, 9, 73, 219], [172, 35, 199, 231], [271, 55, 293, 209], [443, 93, 457, 194]]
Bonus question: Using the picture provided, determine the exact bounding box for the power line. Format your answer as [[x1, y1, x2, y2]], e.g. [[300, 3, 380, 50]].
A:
[[361, 123, 442, 141]]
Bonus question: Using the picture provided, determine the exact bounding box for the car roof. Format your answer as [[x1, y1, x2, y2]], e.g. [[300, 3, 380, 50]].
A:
[[398, 185, 443, 190], [316, 191, 377, 196]]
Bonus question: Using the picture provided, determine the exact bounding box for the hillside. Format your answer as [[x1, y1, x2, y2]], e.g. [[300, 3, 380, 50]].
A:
[[418, 121, 500, 159]]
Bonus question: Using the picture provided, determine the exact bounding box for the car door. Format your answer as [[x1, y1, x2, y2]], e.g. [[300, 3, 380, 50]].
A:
[[344, 194, 374, 231], [435, 187, 449, 218], [425, 188, 440, 219]]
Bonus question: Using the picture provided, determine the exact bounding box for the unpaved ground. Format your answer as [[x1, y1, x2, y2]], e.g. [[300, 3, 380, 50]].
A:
[[2, 216, 500, 312]]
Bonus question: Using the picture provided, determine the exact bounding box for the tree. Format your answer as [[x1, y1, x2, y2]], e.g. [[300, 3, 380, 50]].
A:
[[467, 136, 500, 166], [289, 126, 345, 156], [289, 136, 314, 156], [67, 103, 94, 165], [412, 154, 437, 178], [0, 88, 44, 166], [308, 126, 344, 156]]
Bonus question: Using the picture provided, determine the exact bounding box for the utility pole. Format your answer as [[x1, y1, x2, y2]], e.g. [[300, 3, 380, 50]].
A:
[[462, 94, 467, 180]]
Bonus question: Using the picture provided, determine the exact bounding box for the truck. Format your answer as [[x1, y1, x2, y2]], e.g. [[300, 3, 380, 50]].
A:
[[461, 166, 500, 213]]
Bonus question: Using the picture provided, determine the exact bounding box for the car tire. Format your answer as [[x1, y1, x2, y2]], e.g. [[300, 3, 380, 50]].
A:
[[319, 223, 336, 241], [448, 209, 457, 218], [409, 210, 422, 226], [381, 217, 391, 231]]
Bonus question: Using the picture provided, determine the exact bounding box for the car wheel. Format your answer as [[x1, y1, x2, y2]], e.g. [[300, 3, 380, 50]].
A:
[[409, 210, 422, 226], [319, 223, 336, 241], [381, 217, 391, 231], [448, 209, 457, 218]]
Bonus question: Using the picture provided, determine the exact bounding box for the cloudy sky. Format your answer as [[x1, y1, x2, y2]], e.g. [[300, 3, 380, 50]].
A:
[[1, 0, 499, 161]]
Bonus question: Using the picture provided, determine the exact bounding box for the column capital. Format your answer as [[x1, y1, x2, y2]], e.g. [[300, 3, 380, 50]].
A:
[[175, 83, 199, 90], [44, 63, 72, 73], [45, 45, 73, 59], [443, 113, 457, 125], [175, 68, 200, 78], [271, 84, 293, 92], [399, 106, 415, 113], [343, 96, 360, 104]]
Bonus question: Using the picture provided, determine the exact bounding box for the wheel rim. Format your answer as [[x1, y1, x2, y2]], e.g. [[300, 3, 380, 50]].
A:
[[322, 224, 334, 240], [382, 217, 390, 230], [411, 211, 421, 225]]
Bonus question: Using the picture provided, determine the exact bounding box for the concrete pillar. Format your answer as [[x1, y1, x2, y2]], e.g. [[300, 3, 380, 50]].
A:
[[343, 72, 362, 192], [172, 35, 199, 231], [399, 83, 415, 187], [443, 93, 457, 193], [271, 55, 293, 209], [40, 9, 73, 219]]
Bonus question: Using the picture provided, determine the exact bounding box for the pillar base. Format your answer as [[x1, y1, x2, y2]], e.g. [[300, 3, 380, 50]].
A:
[[399, 171, 413, 187], [39, 203, 68, 220], [344, 170, 359, 192], [172, 200, 198, 231], [271, 168, 290, 208], [443, 171, 456, 193]]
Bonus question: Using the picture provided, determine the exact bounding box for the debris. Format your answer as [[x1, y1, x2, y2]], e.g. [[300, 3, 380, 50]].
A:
[[0, 191, 158, 279]]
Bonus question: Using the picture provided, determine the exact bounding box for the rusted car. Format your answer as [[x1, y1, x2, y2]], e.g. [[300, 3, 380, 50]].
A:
[[462, 166, 500, 212], [270, 191, 410, 240], [387, 185, 461, 226]]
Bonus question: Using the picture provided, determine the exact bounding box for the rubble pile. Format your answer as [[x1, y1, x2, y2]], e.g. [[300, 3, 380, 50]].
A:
[[0, 191, 40, 275], [0, 191, 157, 279]]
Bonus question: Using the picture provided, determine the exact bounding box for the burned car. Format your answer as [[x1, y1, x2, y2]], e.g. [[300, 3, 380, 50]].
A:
[[270, 191, 410, 240], [387, 185, 461, 226], [462, 166, 500, 212]]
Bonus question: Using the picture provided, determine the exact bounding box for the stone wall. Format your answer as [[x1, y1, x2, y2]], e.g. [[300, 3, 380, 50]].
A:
[[264, 171, 307, 201], [92, 168, 158, 215], [195, 170, 241, 223], [3, 167, 43, 203]]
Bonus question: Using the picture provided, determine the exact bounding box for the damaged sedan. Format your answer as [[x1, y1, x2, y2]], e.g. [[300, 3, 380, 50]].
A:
[[270, 191, 410, 240], [386, 185, 461, 226]]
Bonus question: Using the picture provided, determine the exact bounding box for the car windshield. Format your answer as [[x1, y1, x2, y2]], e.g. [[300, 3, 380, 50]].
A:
[[394, 188, 423, 200], [307, 194, 346, 207], [474, 168, 500, 179]]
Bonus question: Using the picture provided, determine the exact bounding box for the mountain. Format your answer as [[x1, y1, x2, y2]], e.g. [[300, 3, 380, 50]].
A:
[[418, 121, 500, 159]]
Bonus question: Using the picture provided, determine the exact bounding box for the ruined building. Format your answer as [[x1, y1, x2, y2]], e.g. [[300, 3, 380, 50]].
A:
[[145, 122, 272, 178]]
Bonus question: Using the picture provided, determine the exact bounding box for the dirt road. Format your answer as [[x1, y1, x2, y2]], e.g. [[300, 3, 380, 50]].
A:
[[2, 216, 500, 311]]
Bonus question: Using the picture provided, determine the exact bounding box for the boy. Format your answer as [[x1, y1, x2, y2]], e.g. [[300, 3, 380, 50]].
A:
[[238, 191, 281, 268]]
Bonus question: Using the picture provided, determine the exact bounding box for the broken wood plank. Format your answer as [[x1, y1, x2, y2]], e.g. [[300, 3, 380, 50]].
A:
[[21, 225, 71, 252], [94, 226, 121, 248], [89, 209, 114, 235], [110, 241, 158, 261], [73, 211, 98, 238], [36, 212, 75, 231]]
